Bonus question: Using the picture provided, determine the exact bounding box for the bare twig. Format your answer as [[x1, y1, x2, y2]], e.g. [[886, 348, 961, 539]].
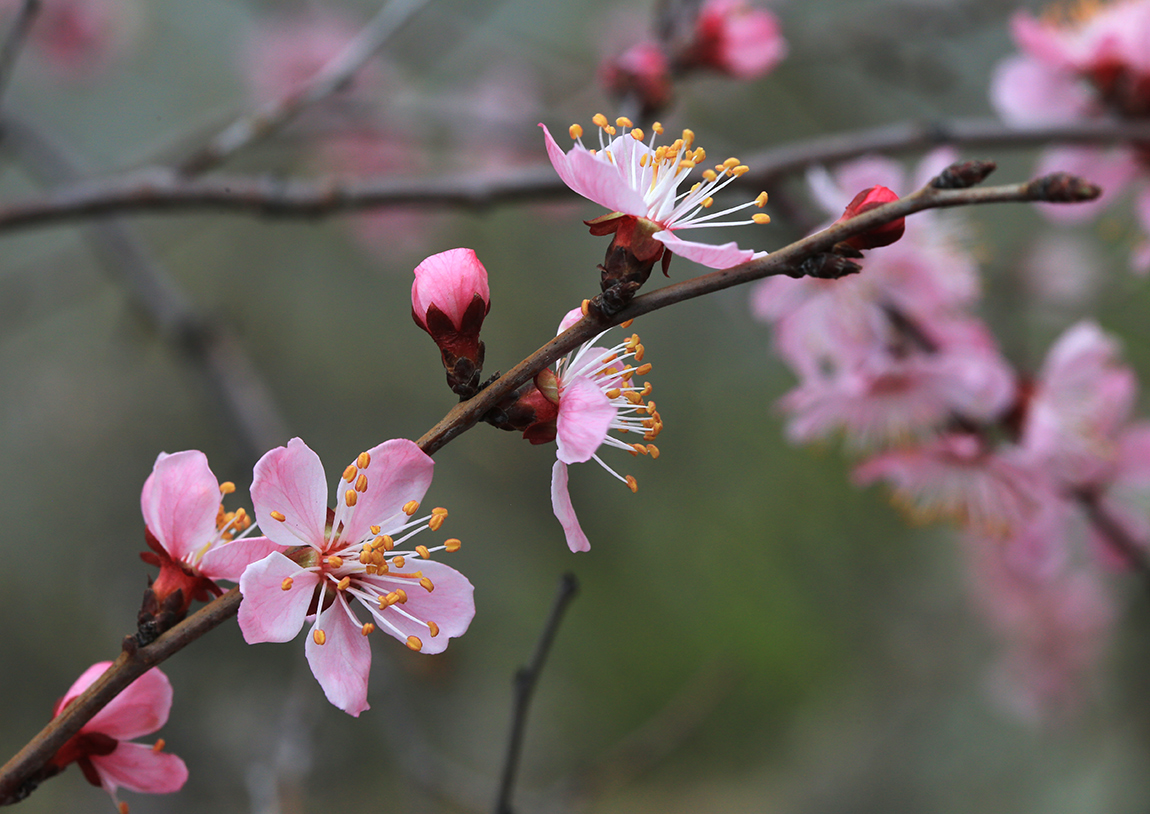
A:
[[0, 0, 39, 105], [175, 0, 430, 175], [495, 573, 580, 814], [0, 118, 1141, 233], [1076, 491, 1150, 594], [0, 114, 289, 462]]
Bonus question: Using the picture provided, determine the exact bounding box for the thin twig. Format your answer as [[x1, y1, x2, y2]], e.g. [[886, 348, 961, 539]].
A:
[[0, 0, 39, 105], [495, 573, 580, 814], [0, 114, 289, 462], [0, 118, 1143, 233], [175, 0, 430, 175], [1076, 491, 1150, 597]]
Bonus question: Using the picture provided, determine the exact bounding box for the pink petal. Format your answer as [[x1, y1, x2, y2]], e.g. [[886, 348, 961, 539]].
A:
[[540, 124, 649, 216], [652, 230, 760, 269], [989, 55, 1093, 125], [90, 742, 188, 796], [57, 661, 113, 715], [550, 460, 590, 552], [197, 535, 290, 582], [412, 248, 490, 329], [556, 376, 616, 464], [306, 597, 372, 716], [366, 559, 475, 654], [338, 439, 434, 545], [556, 306, 585, 334], [140, 451, 221, 562], [85, 668, 172, 741], [238, 552, 319, 643], [251, 438, 329, 551]]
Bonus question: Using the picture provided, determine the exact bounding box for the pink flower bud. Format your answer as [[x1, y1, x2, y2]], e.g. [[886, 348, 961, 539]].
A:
[[598, 41, 673, 115], [837, 185, 905, 250], [681, 0, 787, 80], [412, 248, 492, 397]]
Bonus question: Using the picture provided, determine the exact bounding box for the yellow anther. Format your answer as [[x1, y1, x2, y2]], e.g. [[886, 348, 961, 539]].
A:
[[753, 213, 772, 224], [633, 443, 647, 455], [383, 592, 398, 607], [313, 629, 326, 646], [365, 564, 377, 574], [359, 550, 371, 564], [682, 129, 695, 147], [361, 622, 375, 636], [615, 116, 633, 128], [326, 555, 344, 568], [345, 489, 357, 507], [569, 123, 583, 140], [429, 514, 445, 531], [605, 125, 617, 136], [678, 159, 695, 170], [281, 577, 293, 591], [636, 363, 653, 376], [722, 157, 740, 169], [355, 473, 368, 492], [733, 165, 750, 176], [689, 182, 702, 193], [428, 621, 440, 638], [342, 464, 357, 482], [640, 382, 653, 397], [605, 388, 622, 399], [592, 113, 608, 128], [581, 299, 591, 316], [646, 401, 657, 415], [635, 344, 646, 362], [119, 802, 129, 814], [445, 538, 462, 552], [669, 139, 683, 153], [370, 525, 381, 535], [647, 443, 660, 459], [432, 506, 448, 516], [270, 511, 286, 522], [652, 121, 664, 133], [693, 147, 706, 162], [336, 576, 351, 591], [755, 191, 769, 207], [406, 635, 423, 651], [702, 197, 714, 208], [589, 148, 597, 155], [219, 481, 235, 495], [403, 500, 420, 516], [381, 535, 394, 551], [702, 169, 718, 182], [395, 589, 408, 603], [415, 544, 430, 559], [624, 391, 643, 404], [639, 153, 649, 167], [152, 738, 165, 752], [626, 475, 639, 493], [392, 556, 406, 568], [630, 128, 644, 141], [419, 577, 435, 592]]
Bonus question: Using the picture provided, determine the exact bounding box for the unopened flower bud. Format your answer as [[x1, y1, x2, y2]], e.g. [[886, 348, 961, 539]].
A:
[[598, 42, 673, 119], [412, 248, 491, 398], [836, 185, 905, 251], [678, 0, 787, 80]]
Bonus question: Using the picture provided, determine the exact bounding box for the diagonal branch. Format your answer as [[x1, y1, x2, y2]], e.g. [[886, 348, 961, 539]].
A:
[[0, 0, 39, 106]]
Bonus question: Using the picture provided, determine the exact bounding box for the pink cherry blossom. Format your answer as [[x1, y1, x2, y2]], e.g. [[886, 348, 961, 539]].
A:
[[48, 662, 187, 807], [139, 451, 284, 618], [599, 42, 673, 115], [238, 438, 474, 716], [682, 0, 787, 80], [541, 116, 771, 269], [545, 308, 662, 552]]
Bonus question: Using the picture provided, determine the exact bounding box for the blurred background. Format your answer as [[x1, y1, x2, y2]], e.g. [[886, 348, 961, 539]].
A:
[[3, 0, 1150, 812]]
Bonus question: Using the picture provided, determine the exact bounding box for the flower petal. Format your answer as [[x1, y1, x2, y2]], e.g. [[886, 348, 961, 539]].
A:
[[366, 559, 475, 654], [339, 439, 435, 545], [989, 55, 1093, 126], [90, 742, 188, 796], [540, 124, 649, 216], [556, 376, 616, 464], [251, 438, 329, 551], [412, 248, 490, 329], [652, 230, 760, 269], [550, 460, 591, 552], [56, 662, 113, 716], [197, 535, 289, 582], [306, 597, 371, 716], [140, 451, 221, 562], [85, 668, 172, 741], [238, 552, 318, 643]]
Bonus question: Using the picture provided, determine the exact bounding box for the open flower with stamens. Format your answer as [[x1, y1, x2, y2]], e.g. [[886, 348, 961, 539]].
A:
[[541, 115, 771, 270], [238, 438, 474, 717], [541, 308, 663, 552], [139, 451, 283, 625]]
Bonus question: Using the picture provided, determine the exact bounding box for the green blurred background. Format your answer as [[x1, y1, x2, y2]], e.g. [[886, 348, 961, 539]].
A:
[[3, 0, 1150, 812]]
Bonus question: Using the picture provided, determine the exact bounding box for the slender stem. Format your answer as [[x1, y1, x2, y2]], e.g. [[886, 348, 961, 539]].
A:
[[1077, 491, 1150, 596], [0, 118, 1144, 233], [175, 0, 430, 175], [495, 573, 579, 814], [0, 0, 39, 106]]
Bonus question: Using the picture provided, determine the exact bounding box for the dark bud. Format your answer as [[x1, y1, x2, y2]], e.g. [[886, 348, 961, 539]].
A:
[[1027, 172, 1102, 203], [931, 160, 997, 189], [788, 252, 862, 280]]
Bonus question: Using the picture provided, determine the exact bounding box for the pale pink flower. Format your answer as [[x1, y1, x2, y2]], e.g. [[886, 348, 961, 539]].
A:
[[545, 308, 661, 552], [49, 662, 187, 807], [238, 438, 474, 717], [681, 0, 787, 79], [1020, 321, 1137, 488], [854, 433, 1050, 537], [2, 0, 135, 78], [541, 116, 771, 269]]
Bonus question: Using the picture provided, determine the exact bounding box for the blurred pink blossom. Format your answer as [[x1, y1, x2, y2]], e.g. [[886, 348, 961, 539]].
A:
[[680, 0, 787, 79], [49, 662, 187, 807], [599, 41, 673, 115], [1, 0, 136, 78], [238, 438, 474, 716]]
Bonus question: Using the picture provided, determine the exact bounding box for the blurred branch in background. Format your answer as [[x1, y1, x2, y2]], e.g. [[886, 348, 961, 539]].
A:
[[0, 0, 38, 106]]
